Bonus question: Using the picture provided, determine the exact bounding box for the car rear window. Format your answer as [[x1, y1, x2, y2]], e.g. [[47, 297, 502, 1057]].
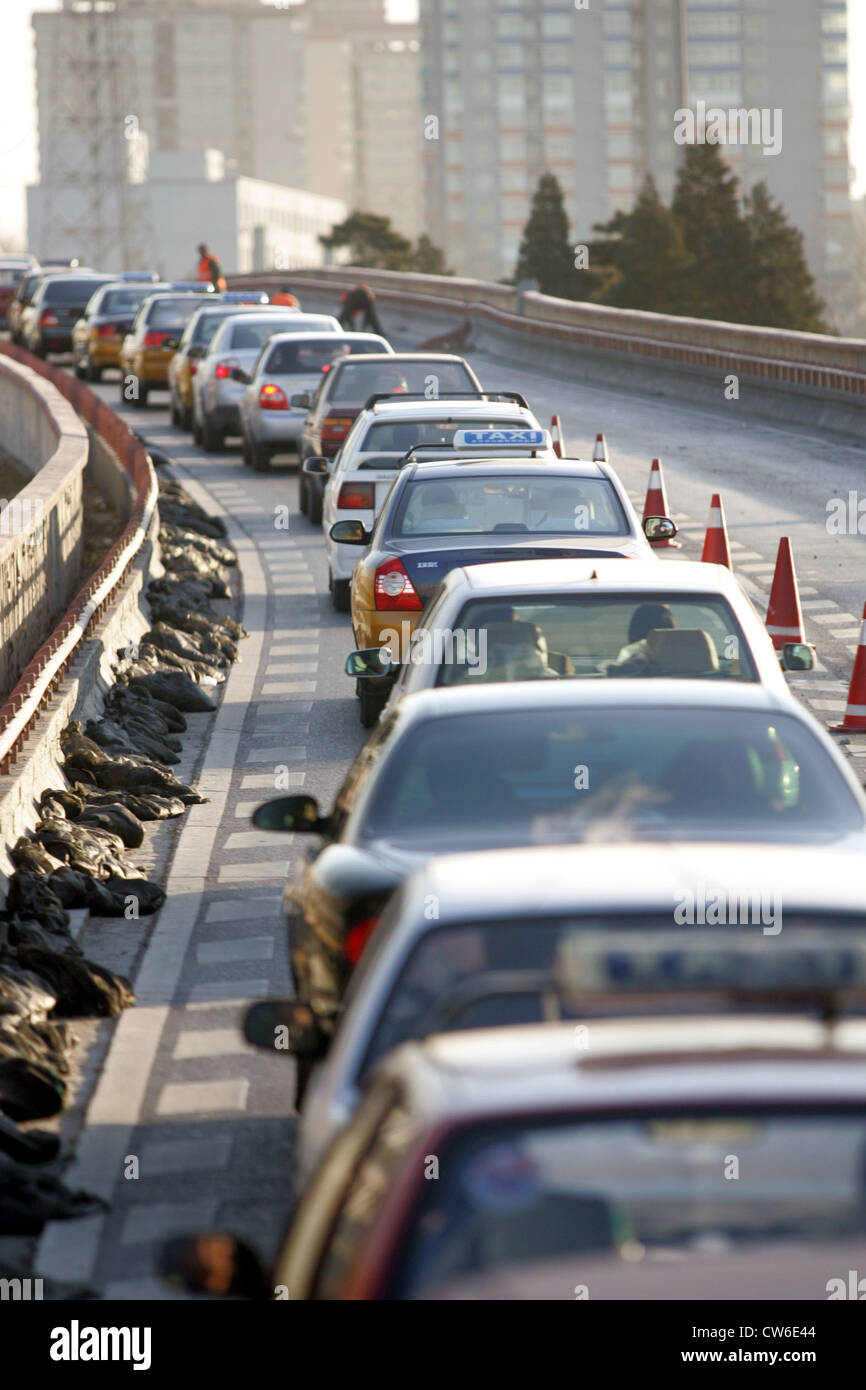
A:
[[44, 278, 107, 304], [359, 706, 865, 851], [146, 297, 202, 328], [262, 337, 381, 375], [359, 418, 523, 459], [0, 267, 30, 288], [429, 593, 759, 684], [392, 474, 628, 535], [227, 316, 335, 350], [100, 287, 155, 314], [330, 359, 475, 405], [191, 311, 236, 345]]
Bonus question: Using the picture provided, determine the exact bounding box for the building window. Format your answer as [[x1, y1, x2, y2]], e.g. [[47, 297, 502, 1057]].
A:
[[542, 13, 573, 40], [688, 42, 742, 66]]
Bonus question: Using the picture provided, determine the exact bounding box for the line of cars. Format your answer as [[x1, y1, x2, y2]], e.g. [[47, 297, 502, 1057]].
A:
[[164, 344, 866, 1302]]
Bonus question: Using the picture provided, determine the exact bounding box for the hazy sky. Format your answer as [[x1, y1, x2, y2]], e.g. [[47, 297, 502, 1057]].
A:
[[1, 0, 863, 247]]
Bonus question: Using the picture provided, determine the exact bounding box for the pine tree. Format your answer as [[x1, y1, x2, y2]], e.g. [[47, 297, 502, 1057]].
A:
[[741, 182, 827, 332], [411, 234, 452, 275], [670, 144, 751, 321], [590, 175, 688, 313], [513, 172, 577, 299], [319, 211, 414, 270]]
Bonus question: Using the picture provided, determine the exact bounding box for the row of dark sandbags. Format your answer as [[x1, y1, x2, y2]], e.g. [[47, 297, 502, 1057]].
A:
[[0, 470, 246, 1246]]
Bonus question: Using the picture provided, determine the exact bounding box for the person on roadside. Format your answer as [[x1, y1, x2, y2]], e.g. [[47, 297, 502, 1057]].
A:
[[197, 243, 227, 291], [339, 283, 384, 334], [270, 285, 300, 307]]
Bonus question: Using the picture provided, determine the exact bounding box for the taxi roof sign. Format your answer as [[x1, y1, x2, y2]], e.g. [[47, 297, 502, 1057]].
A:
[[452, 427, 550, 450]]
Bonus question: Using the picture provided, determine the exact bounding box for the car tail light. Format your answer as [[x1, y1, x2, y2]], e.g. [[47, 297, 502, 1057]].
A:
[[40, 310, 59, 326], [189, 362, 197, 376], [374, 558, 423, 611], [215, 357, 239, 380], [97, 324, 118, 337], [344, 915, 379, 965], [258, 382, 289, 410], [144, 330, 171, 347], [322, 415, 353, 443], [337, 481, 375, 509]]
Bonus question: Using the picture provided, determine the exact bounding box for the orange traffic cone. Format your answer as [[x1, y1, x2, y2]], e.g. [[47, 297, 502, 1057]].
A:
[[830, 605, 866, 733], [765, 538, 805, 651], [701, 494, 732, 569], [550, 415, 564, 457], [642, 457, 680, 548], [592, 432, 608, 463]]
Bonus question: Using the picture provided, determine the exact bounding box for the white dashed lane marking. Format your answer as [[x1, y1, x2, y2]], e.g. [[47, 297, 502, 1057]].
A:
[[217, 861, 291, 883], [262, 681, 317, 695], [204, 896, 280, 922], [187, 980, 271, 1003], [172, 1029, 252, 1059], [240, 771, 306, 789], [155, 1079, 250, 1117]]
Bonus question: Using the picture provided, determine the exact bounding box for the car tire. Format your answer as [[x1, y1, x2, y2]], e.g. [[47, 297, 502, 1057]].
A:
[[74, 359, 86, 380], [89, 365, 102, 383], [241, 433, 253, 468], [250, 442, 271, 473], [298, 474, 309, 515], [330, 575, 351, 613], [130, 386, 148, 408], [308, 484, 323, 526], [202, 416, 223, 452], [359, 681, 385, 728], [295, 1055, 315, 1111], [170, 394, 182, 427]]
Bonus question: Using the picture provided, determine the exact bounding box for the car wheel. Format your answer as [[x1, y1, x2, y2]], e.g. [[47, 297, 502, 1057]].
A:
[[130, 386, 148, 408], [295, 1055, 315, 1110], [90, 365, 102, 383], [298, 474, 309, 515], [359, 681, 385, 728], [241, 433, 253, 468], [202, 416, 223, 452], [308, 484, 323, 526], [192, 413, 203, 445], [74, 359, 86, 380], [331, 575, 351, 613], [170, 394, 182, 427], [250, 442, 271, 473]]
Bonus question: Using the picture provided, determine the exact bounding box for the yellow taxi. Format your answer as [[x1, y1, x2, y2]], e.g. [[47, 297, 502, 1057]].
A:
[[168, 300, 270, 430], [72, 279, 168, 381], [118, 292, 204, 407]]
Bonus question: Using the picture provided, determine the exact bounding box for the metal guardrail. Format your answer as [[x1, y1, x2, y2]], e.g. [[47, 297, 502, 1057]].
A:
[[0, 343, 157, 772], [228, 266, 866, 396]]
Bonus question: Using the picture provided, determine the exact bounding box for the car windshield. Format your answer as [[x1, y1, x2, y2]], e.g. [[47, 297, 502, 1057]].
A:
[[44, 278, 106, 303], [426, 593, 758, 685], [360, 419, 531, 462], [261, 338, 371, 375], [393, 1109, 866, 1299], [100, 287, 155, 314], [391, 474, 628, 535], [359, 707, 864, 850], [146, 297, 201, 328], [330, 360, 475, 405]]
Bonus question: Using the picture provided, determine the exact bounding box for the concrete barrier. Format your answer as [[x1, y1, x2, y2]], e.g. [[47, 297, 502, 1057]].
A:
[[0, 355, 89, 698], [228, 267, 866, 441]]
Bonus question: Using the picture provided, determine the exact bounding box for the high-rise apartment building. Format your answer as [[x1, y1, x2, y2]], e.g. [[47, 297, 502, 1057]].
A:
[[419, 0, 851, 299]]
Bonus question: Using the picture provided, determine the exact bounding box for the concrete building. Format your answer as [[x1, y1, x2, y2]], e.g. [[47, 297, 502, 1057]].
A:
[[31, 0, 421, 259], [28, 149, 347, 279], [419, 0, 852, 299]]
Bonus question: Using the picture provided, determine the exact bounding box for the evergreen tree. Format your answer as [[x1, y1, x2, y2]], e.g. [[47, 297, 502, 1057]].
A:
[[513, 172, 578, 299], [670, 143, 751, 320], [411, 234, 452, 275], [741, 182, 827, 332], [319, 211, 414, 270], [590, 175, 688, 313]]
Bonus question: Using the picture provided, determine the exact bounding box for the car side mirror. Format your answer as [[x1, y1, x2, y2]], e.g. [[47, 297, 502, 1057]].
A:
[[160, 1234, 270, 1300], [244, 999, 329, 1059], [781, 642, 816, 672], [188, 344, 204, 359], [231, 367, 250, 384], [291, 392, 311, 409], [643, 515, 678, 541], [345, 647, 395, 679], [251, 794, 330, 834], [302, 455, 329, 475], [330, 519, 370, 546]]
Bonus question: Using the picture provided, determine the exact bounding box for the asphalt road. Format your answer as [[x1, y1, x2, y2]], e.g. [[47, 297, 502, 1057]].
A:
[[31, 321, 866, 1297]]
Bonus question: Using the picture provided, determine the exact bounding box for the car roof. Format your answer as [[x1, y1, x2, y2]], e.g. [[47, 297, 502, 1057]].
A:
[[394, 455, 605, 478], [380, 1016, 866, 1122], [262, 330, 386, 344], [399, 838, 866, 928], [448, 556, 742, 596], [367, 398, 532, 420], [341, 352, 470, 363]]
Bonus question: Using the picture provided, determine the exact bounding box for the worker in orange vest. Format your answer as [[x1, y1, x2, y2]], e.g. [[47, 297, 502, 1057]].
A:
[[270, 285, 300, 307], [197, 243, 227, 291]]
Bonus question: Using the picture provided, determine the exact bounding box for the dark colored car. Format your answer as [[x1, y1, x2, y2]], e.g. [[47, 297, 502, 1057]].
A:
[[72, 280, 171, 380], [21, 273, 113, 357], [7, 265, 92, 344], [0, 256, 38, 329], [298, 353, 482, 522]]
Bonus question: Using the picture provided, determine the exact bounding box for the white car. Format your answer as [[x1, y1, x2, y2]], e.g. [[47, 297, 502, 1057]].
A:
[[317, 393, 552, 608], [347, 556, 816, 717], [192, 310, 340, 451], [236, 331, 390, 472], [242, 837, 866, 1189]]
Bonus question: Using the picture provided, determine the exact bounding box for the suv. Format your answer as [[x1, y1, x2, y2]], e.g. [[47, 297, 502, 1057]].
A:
[[237, 331, 390, 472], [192, 311, 339, 452], [21, 272, 113, 357], [118, 292, 206, 407], [298, 352, 482, 521]]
